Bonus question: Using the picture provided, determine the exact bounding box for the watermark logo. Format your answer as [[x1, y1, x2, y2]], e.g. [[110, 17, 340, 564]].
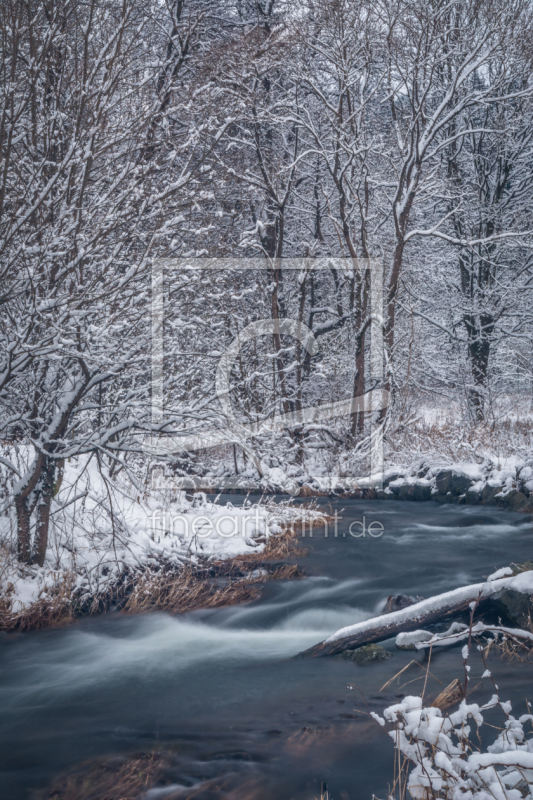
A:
[[144, 258, 389, 493], [149, 509, 385, 540]]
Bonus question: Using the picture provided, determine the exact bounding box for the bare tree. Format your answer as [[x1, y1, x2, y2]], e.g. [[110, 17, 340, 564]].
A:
[[0, 0, 224, 563]]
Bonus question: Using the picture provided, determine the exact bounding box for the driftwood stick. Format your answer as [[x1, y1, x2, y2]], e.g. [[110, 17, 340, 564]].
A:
[[297, 572, 533, 658]]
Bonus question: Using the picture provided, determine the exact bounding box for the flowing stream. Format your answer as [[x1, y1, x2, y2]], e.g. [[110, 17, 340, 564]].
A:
[[1, 499, 532, 799]]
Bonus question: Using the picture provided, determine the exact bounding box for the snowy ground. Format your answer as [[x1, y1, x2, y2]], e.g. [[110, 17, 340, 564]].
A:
[[0, 455, 326, 625]]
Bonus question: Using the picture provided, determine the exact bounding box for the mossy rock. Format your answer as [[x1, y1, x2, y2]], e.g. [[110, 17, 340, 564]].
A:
[[435, 471, 472, 497], [493, 588, 533, 629], [337, 644, 393, 665], [505, 491, 529, 510], [411, 484, 432, 501], [491, 564, 533, 629], [392, 483, 433, 501], [482, 485, 504, 503], [511, 561, 533, 576]]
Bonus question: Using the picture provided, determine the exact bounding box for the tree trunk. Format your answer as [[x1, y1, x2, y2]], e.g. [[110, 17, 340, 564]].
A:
[[33, 457, 55, 567], [15, 496, 31, 564], [298, 593, 482, 657], [14, 451, 45, 564], [270, 260, 290, 416], [350, 334, 366, 436], [464, 313, 494, 422], [350, 270, 370, 437]]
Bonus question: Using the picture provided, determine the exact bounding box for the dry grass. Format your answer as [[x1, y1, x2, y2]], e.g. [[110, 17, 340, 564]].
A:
[[213, 533, 304, 571], [35, 750, 266, 800], [482, 634, 533, 662], [0, 562, 277, 630], [33, 751, 172, 800], [212, 504, 332, 571], [430, 679, 464, 710], [0, 571, 78, 633], [120, 546, 306, 616], [267, 563, 302, 579], [0, 511, 320, 632], [120, 565, 264, 615], [0, 564, 268, 631]]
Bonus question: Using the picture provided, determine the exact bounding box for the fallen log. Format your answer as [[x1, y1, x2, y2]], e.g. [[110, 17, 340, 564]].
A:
[[298, 570, 533, 658]]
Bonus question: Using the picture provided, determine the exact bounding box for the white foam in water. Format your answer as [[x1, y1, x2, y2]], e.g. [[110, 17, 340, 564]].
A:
[[146, 786, 189, 800], [393, 521, 530, 544], [0, 600, 365, 706], [287, 577, 367, 603], [212, 577, 366, 629], [276, 605, 369, 632], [412, 521, 528, 534]]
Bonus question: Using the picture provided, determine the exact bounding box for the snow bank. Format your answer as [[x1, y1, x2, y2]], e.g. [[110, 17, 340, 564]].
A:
[[0, 456, 325, 621], [377, 454, 533, 508]]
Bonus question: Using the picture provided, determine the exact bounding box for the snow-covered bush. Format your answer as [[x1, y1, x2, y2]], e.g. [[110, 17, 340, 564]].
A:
[[373, 691, 533, 798]]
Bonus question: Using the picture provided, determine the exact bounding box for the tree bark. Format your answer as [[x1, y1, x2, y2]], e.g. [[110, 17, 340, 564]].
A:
[[33, 457, 55, 567], [14, 451, 45, 563], [464, 313, 494, 422], [351, 270, 370, 436], [15, 496, 31, 564], [298, 598, 480, 656]]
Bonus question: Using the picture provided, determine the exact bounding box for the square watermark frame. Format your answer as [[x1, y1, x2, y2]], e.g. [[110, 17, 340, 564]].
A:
[[144, 258, 389, 493]]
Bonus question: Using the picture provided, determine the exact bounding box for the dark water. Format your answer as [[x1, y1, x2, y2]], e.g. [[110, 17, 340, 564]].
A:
[[1, 500, 532, 800]]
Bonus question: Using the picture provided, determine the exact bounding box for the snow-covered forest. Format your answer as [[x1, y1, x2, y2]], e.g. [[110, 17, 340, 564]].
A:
[[3, 0, 533, 567]]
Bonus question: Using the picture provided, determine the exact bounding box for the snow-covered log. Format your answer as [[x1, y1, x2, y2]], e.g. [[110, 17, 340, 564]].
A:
[[299, 569, 533, 657]]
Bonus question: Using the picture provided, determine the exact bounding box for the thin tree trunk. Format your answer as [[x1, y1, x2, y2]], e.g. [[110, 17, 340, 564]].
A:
[[15, 496, 31, 564], [351, 269, 370, 436], [33, 457, 55, 566], [14, 450, 45, 563], [351, 336, 366, 436], [270, 261, 290, 416], [464, 313, 494, 422]]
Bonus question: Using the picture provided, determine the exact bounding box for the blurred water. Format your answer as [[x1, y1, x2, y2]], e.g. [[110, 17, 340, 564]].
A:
[[0, 499, 532, 799]]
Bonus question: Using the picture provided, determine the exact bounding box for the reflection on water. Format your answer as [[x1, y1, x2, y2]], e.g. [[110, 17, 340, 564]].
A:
[[0, 499, 532, 799]]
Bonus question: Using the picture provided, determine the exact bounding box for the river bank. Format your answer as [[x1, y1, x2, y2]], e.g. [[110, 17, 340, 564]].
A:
[[223, 457, 533, 513], [0, 482, 330, 634], [366, 459, 533, 512]]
